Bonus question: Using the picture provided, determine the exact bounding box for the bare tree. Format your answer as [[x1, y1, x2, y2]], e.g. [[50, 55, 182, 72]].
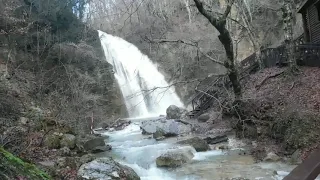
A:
[[193, 0, 242, 100], [282, 0, 297, 71]]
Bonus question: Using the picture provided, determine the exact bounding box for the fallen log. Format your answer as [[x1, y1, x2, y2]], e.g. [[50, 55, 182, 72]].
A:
[[203, 135, 228, 145]]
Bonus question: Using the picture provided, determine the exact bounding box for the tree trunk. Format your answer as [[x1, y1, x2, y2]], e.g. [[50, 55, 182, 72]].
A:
[[193, 0, 242, 100], [282, 0, 297, 70], [219, 30, 242, 100]]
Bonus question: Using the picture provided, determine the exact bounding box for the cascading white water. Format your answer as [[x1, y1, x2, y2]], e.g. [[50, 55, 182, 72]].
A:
[[98, 30, 184, 117]]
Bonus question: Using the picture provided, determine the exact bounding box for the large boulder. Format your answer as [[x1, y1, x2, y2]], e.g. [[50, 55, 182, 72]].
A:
[[84, 137, 105, 151], [140, 118, 192, 137], [76, 134, 111, 153], [60, 134, 76, 149], [166, 105, 183, 119], [156, 150, 194, 168], [178, 137, 210, 152], [198, 113, 210, 122], [78, 158, 140, 180]]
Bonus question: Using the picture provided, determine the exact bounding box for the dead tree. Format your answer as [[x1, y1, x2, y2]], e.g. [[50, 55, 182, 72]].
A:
[[193, 0, 242, 100]]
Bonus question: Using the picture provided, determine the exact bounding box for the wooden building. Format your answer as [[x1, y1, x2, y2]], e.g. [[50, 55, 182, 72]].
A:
[[298, 0, 320, 44]]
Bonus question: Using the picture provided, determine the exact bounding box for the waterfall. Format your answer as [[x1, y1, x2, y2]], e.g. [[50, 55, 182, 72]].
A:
[[98, 30, 184, 117]]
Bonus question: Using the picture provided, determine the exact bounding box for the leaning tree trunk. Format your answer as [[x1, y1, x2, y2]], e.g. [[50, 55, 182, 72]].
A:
[[193, 0, 242, 101], [282, 0, 297, 70], [219, 29, 242, 100]]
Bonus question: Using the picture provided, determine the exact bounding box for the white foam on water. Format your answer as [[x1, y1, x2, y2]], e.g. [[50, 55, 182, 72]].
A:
[[193, 150, 225, 161]]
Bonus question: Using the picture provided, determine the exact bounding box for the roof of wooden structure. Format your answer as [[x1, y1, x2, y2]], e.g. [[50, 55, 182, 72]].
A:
[[298, 0, 320, 13]]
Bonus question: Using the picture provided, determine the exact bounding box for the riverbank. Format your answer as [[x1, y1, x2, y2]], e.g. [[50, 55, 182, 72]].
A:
[[219, 67, 320, 163]]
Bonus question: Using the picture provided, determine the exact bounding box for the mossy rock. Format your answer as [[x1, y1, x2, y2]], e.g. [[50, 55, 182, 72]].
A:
[[0, 147, 51, 180], [60, 134, 76, 149], [44, 133, 61, 149]]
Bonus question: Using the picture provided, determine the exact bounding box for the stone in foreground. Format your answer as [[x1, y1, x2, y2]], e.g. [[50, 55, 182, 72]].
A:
[[78, 158, 140, 180], [178, 137, 210, 152], [156, 150, 194, 168]]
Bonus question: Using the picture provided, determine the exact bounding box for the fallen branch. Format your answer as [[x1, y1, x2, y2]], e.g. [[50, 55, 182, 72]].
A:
[[109, 118, 121, 127], [290, 81, 295, 90], [174, 119, 192, 125], [255, 71, 285, 90]]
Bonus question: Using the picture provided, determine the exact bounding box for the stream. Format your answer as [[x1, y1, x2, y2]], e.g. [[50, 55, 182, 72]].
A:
[[98, 117, 296, 180]]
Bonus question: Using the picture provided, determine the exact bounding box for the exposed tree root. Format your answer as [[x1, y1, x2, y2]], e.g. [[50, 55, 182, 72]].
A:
[[255, 70, 285, 90]]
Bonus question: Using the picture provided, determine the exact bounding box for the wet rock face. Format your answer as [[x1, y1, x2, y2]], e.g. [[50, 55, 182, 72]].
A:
[[178, 137, 210, 152], [78, 158, 140, 180], [140, 118, 192, 137], [166, 105, 183, 119], [156, 150, 194, 168]]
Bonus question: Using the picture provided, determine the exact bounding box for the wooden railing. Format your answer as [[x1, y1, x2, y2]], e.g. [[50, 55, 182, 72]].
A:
[[296, 44, 320, 67], [284, 148, 320, 180]]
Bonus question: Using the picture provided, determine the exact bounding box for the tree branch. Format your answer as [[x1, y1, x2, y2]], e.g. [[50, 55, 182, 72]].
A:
[[193, 0, 219, 27], [222, 0, 235, 20], [144, 37, 224, 66]]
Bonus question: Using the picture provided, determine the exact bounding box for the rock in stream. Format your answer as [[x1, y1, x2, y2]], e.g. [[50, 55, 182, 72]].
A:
[[178, 137, 210, 152], [140, 118, 192, 137], [156, 149, 194, 168], [78, 157, 140, 180]]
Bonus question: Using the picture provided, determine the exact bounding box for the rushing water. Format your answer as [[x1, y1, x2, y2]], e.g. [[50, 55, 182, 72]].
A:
[[99, 118, 296, 180], [98, 31, 184, 117]]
